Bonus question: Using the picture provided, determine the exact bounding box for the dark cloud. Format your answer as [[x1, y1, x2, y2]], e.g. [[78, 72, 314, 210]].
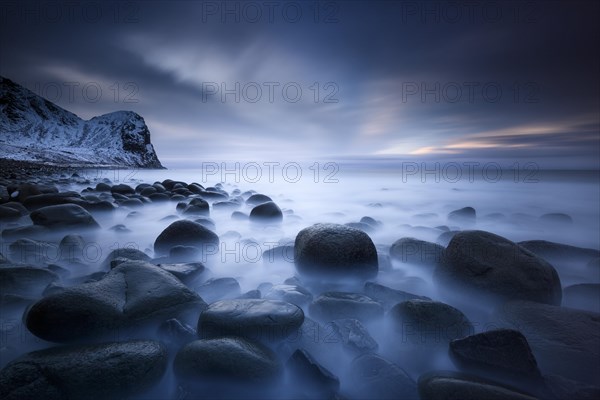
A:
[[1, 0, 598, 167]]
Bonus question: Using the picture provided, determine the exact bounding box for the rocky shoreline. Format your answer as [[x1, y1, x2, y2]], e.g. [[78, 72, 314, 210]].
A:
[[1, 171, 599, 399]]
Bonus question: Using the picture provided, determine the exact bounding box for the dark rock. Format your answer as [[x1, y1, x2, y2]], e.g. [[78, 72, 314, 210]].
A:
[[196, 277, 241, 303], [348, 353, 418, 400], [418, 371, 537, 400], [238, 290, 262, 299], [102, 247, 151, 270], [389, 300, 473, 345], [95, 182, 111, 192], [109, 224, 130, 233], [232, 211, 248, 220], [213, 200, 241, 210], [331, 318, 378, 355], [183, 198, 209, 215], [111, 184, 135, 195], [168, 245, 201, 262], [193, 217, 216, 231], [30, 204, 100, 230], [563, 284, 600, 313], [447, 206, 476, 224], [449, 329, 541, 381], [390, 237, 445, 267], [309, 292, 383, 323], [262, 245, 294, 265], [294, 223, 378, 281], [264, 284, 313, 306], [154, 220, 219, 256], [363, 282, 430, 311], [158, 262, 206, 284], [543, 374, 600, 400], [58, 234, 85, 263], [8, 238, 57, 265], [495, 300, 600, 384], [436, 230, 562, 305], [22, 192, 84, 210], [249, 201, 283, 223], [287, 349, 340, 398], [0, 205, 20, 220], [148, 193, 169, 202], [1, 225, 49, 239], [0, 340, 167, 400], [0, 266, 58, 297], [157, 318, 197, 348], [246, 194, 273, 206], [345, 222, 375, 233], [518, 240, 600, 263], [436, 230, 459, 246], [25, 261, 206, 342], [174, 337, 281, 385], [539, 213, 573, 226], [120, 198, 143, 208], [198, 299, 304, 342]]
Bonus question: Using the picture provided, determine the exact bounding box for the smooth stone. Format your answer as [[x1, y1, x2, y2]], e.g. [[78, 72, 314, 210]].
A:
[[309, 292, 383, 323], [25, 261, 206, 342], [264, 284, 313, 307], [389, 300, 473, 345], [436, 230, 562, 305], [0, 266, 58, 297], [157, 318, 197, 348], [0, 340, 167, 400], [418, 371, 537, 400], [348, 353, 418, 400], [447, 206, 476, 224], [102, 247, 151, 269], [262, 245, 294, 265], [158, 262, 206, 284], [287, 349, 340, 398], [249, 201, 283, 223], [174, 337, 281, 384], [111, 184, 135, 195], [294, 223, 378, 281], [196, 277, 241, 303], [495, 300, 600, 385], [30, 204, 100, 229], [331, 318, 378, 355], [390, 237, 445, 267], [198, 299, 304, 342], [364, 282, 430, 311], [562, 284, 600, 313], [449, 329, 541, 381], [246, 194, 273, 206], [518, 240, 600, 263], [154, 220, 219, 256]]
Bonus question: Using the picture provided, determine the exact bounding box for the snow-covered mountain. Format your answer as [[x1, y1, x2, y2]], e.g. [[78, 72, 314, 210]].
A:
[[0, 76, 164, 168]]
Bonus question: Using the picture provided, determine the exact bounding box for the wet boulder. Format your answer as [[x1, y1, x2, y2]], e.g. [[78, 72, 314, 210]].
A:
[[436, 230, 562, 305], [294, 223, 378, 281], [0, 340, 168, 400], [30, 204, 100, 230], [154, 220, 219, 256]]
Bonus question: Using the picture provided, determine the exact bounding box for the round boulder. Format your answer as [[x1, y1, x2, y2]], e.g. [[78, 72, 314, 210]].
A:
[[436, 230, 562, 305], [294, 223, 378, 280], [249, 201, 283, 223], [174, 337, 281, 384], [154, 220, 219, 256], [198, 299, 304, 342]]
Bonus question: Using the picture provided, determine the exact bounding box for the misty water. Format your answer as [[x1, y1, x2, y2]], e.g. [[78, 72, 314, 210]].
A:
[[2, 162, 599, 399]]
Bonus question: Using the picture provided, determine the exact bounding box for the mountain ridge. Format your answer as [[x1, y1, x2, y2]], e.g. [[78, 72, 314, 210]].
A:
[[0, 76, 164, 169]]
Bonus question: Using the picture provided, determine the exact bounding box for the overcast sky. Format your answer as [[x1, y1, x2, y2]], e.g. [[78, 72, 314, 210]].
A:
[[1, 0, 598, 168]]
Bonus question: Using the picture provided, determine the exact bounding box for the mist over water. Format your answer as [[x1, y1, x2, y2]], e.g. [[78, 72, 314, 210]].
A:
[[2, 162, 599, 398]]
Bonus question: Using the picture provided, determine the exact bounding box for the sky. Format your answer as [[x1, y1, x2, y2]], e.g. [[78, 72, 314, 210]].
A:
[[0, 0, 598, 168]]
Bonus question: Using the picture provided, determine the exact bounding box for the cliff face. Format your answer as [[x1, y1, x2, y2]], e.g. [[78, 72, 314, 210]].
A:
[[0, 76, 164, 168]]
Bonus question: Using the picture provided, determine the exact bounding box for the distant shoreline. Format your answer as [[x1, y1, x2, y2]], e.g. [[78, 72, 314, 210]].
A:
[[0, 158, 165, 181]]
